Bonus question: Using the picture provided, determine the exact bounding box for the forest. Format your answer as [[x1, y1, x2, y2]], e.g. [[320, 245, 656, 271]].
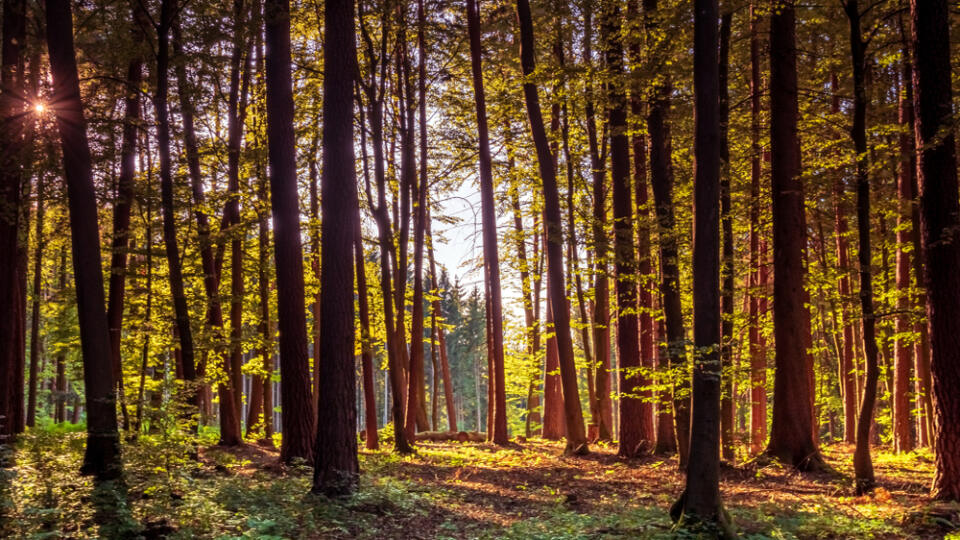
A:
[[1, 0, 960, 536]]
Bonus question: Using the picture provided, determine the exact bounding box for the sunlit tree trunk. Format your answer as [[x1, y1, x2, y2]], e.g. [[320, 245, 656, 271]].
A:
[[766, 0, 822, 470], [748, 0, 766, 455], [516, 0, 588, 453]]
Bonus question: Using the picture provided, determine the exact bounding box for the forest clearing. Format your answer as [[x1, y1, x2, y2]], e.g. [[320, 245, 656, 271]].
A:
[[3, 432, 955, 539]]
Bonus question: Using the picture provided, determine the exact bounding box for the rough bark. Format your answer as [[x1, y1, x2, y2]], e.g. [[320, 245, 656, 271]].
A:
[[765, 0, 822, 470], [910, 0, 960, 501], [264, 0, 315, 463]]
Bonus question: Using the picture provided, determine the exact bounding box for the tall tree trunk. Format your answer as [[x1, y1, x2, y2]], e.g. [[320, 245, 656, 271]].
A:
[[542, 280, 565, 440], [644, 0, 689, 464], [155, 0, 199, 409], [748, 0, 766, 455], [892, 23, 914, 454], [466, 0, 508, 445], [672, 0, 728, 529], [46, 0, 122, 477], [845, 0, 879, 494], [718, 11, 735, 463], [627, 0, 655, 448], [54, 248, 67, 424], [765, 0, 822, 470], [357, 213, 380, 450], [0, 0, 26, 442], [105, 39, 144, 431], [264, 0, 315, 463], [25, 173, 44, 428], [312, 0, 360, 494], [602, 2, 640, 458], [910, 0, 960, 501], [516, 0, 588, 453], [509, 158, 538, 437]]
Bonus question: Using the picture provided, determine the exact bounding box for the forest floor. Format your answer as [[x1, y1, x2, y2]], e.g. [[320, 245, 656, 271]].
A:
[[2, 424, 958, 539]]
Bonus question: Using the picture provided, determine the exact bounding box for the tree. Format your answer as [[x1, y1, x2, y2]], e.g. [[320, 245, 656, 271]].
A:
[[466, 0, 508, 445], [45, 0, 121, 478], [910, 0, 960, 501], [844, 0, 879, 495], [765, 0, 822, 471], [312, 0, 360, 495], [264, 0, 315, 463], [670, 0, 729, 532], [516, 0, 588, 453]]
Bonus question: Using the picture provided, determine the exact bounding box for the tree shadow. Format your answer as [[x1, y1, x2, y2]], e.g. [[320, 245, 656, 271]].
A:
[[90, 477, 141, 539]]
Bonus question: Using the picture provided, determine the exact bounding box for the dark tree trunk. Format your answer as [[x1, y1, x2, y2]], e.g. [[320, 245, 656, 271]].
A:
[[718, 11, 735, 463], [627, 0, 655, 448], [105, 43, 144, 431], [155, 0, 198, 401], [515, 0, 588, 454], [644, 0, 689, 464], [0, 0, 26, 442], [672, 0, 726, 528], [910, 0, 960, 501], [312, 0, 360, 494], [602, 2, 640, 459], [845, 0, 879, 495], [467, 0, 508, 445], [264, 0, 315, 463], [46, 0, 122, 478], [765, 0, 822, 470], [542, 282, 565, 440], [54, 249, 67, 424]]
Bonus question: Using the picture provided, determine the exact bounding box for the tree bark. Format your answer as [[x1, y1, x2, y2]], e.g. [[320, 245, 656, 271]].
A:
[[748, 0, 766, 455], [46, 0, 122, 477], [357, 213, 380, 450], [515, 0, 588, 453], [765, 0, 822, 470], [910, 0, 960, 501], [264, 0, 315, 463], [718, 11, 735, 463]]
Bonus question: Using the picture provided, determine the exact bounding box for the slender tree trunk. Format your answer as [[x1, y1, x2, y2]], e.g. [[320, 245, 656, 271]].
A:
[[46, 0, 122, 477], [718, 12, 735, 463], [25, 174, 44, 428], [845, 0, 879, 494], [105, 42, 144, 432], [54, 249, 67, 424], [672, 0, 728, 529], [466, 0, 508, 445], [516, 0, 588, 453], [264, 0, 315, 463], [427, 212, 457, 431], [748, 0, 766, 455], [542, 282, 565, 440], [356, 213, 380, 450], [155, 0, 199, 406], [765, 0, 822, 470], [910, 0, 960, 501], [644, 0, 689, 464]]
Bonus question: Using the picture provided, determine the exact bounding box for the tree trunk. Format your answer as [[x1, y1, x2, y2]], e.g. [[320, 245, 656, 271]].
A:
[[542, 283, 565, 440], [46, 0, 122, 477], [845, 0, 879, 495], [910, 0, 960, 501], [426, 212, 457, 432], [672, 0, 727, 529], [466, 0, 508, 445], [718, 11, 735, 463], [748, 0, 766, 455], [26, 174, 44, 428], [0, 0, 26, 442], [765, 0, 822, 471], [644, 0, 689, 465], [356, 212, 380, 450], [516, 0, 588, 453], [264, 0, 315, 463]]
